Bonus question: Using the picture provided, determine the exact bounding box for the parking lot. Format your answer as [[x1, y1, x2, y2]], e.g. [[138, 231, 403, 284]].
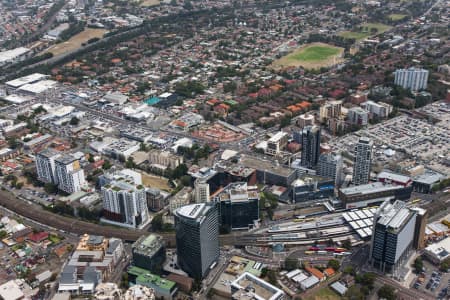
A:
[[411, 259, 450, 299]]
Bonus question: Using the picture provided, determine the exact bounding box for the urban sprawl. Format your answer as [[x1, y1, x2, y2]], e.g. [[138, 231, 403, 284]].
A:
[[0, 0, 449, 299]]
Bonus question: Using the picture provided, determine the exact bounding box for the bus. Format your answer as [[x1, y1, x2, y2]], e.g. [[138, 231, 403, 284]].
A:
[[304, 217, 316, 223]]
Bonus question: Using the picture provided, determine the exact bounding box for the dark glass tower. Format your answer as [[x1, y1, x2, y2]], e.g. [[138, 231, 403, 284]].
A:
[[174, 203, 219, 279], [300, 125, 321, 169]]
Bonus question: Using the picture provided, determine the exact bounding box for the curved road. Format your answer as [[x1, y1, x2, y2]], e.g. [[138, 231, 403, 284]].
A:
[[0, 189, 253, 246]]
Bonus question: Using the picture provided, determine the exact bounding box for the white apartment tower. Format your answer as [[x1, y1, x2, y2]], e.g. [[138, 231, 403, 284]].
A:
[[101, 180, 149, 229], [319, 100, 342, 122], [394, 67, 429, 91], [54, 155, 86, 194], [194, 179, 210, 203], [36, 148, 61, 184], [353, 137, 373, 186], [265, 131, 288, 156], [317, 153, 344, 186]]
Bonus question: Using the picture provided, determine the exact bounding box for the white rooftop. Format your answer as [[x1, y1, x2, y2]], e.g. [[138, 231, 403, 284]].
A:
[[340, 182, 402, 195], [2, 94, 32, 104], [378, 200, 413, 230], [176, 203, 206, 220], [0, 280, 24, 300], [377, 171, 411, 184], [0, 47, 29, 64], [6, 73, 48, 88], [18, 80, 57, 94], [268, 131, 287, 143]]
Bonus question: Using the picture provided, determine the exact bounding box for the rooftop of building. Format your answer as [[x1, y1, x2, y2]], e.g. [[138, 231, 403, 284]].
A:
[[358, 137, 373, 144], [175, 203, 210, 220], [231, 272, 284, 300], [6, 73, 48, 88], [340, 182, 403, 195], [127, 266, 176, 291], [292, 174, 334, 187], [377, 200, 415, 231], [103, 178, 144, 192], [240, 155, 295, 177], [132, 234, 164, 257], [425, 237, 450, 260], [413, 171, 445, 185], [215, 182, 259, 202], [38, 148, 60, 158], [268, 131, 288, 143], [0, 280, 24, 300], [77, 234, 109, 251], [377, 171, 411, 184], [55, 154, 77, 165]]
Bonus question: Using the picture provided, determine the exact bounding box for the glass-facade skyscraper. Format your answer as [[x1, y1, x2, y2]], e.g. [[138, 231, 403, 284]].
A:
[[174, 203, 219, 279], [300, 125, 321, 169], [370, 200, 417, 276]]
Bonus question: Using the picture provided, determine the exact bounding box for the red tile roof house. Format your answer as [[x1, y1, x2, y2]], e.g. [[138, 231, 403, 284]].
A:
[[27, 232, 49, 243], [305, 266, 325, 281], [324, 268, 336, 278]]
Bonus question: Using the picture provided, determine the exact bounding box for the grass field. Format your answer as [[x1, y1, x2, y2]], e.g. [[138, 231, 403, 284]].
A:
[[272, 42, 344, 70], [140, 0, 160, 6], [389, 14, 408, 21], [141, 172, 172, 192], [48, 235, 62, 244], [339, 23, 392, 41], [46, 28, 107, 56], [304, 287, 342, 300]]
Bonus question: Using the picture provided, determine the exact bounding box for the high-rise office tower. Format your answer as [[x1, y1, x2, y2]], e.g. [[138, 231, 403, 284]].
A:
[[214, 182, 259, 230], [300, 125, 321, 169], [394, 67, 429, 91], [370, 200, 417, 275], [54, 154, 86, 194], [174, 203, 219, 279], [36, 148, 61, 184], [101, 179, 149, 229], [317, 153, 343, 186], [194, 179, 210, 203], [353, 137, 373, 185]]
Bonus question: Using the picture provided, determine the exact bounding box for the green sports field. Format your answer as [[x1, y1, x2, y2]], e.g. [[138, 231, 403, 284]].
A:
[[290, 45, 340, 61], [339, 22, 392, 41], [389, 14, 408, 21], [272, 43, 344, 69]]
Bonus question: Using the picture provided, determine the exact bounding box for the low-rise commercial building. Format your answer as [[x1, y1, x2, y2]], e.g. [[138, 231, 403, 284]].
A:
[[231, 272, 285, 300], [291, 175, 334, 203], [103, 139, 140, 160], [57, 235, 123, 296], [423, 237, 450, 265], [240, 155, 297, 186], [377, 171, 412, 187], [265, 131, 288, 156], [339, 182, 412, 209], [132, 235, 166, 274], [148, 149, 183, 169], [127, 267, 177, 300]]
